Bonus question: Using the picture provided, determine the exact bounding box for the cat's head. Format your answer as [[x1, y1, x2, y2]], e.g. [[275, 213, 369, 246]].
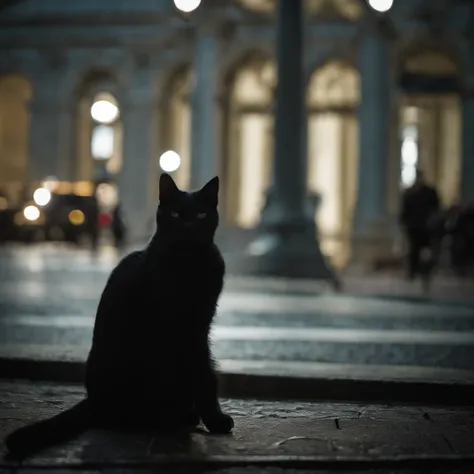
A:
[[156, 173, 219, 245]]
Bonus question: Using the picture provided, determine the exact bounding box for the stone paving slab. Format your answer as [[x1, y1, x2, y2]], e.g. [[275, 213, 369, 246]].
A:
[[1, 381, 474, 472]]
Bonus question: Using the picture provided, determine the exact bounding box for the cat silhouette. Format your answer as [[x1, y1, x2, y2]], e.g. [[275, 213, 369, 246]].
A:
[[5, 173, 234, 458]]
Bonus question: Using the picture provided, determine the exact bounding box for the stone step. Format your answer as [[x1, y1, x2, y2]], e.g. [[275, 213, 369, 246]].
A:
[[1, 380, 474, 470]]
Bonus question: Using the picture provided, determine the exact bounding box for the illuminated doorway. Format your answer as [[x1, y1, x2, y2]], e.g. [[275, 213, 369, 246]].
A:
[[0, 75, 32, 191], [399, 51, 461, 206], [90, 92, 122, 178], [75, 74, 123, 190], [307, 61, 360, 266], [226, 58, 274, 228]]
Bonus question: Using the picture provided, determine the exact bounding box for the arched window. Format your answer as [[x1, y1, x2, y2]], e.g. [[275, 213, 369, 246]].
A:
[[308, 60, 359, 110], [399, 50, 461, 205], [228, 57, 274, 228], [163, 66, 192, 190], [90, 92, 121, 173], [307, 60, 360, 265]]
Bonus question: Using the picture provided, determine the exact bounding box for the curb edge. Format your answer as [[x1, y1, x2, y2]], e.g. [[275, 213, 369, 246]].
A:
[[2, 357, 474, 406]]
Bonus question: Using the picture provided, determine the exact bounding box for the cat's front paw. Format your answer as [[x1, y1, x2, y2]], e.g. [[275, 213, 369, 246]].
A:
[[203, 412, 234, 434]]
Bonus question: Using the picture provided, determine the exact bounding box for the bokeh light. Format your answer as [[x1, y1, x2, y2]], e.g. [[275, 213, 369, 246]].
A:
[[91, 100, 119, 124], [159, 150, 181, 172], [173, 0, 201, 13], [23, 205, 40, 221], [33, 187, 52, 206], [367, 0, 394, 13], [68, 209, 85, 225]]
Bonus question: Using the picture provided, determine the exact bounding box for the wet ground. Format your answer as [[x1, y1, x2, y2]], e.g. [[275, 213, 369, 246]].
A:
[[0, 244, 473, 372]]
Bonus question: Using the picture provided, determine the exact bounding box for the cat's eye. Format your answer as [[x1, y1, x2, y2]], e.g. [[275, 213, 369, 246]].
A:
[[170, 211, 179, 218], [197, 212, 207, 219]]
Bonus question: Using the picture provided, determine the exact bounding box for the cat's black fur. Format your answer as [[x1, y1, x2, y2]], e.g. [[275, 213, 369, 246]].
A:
[[5, 173, 234, 458]]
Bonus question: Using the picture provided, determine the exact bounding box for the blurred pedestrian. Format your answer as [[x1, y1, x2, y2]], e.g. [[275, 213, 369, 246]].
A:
[[447, 201, 474, 277], [111, 203, 126, 250], [399, 169, 440, 280]]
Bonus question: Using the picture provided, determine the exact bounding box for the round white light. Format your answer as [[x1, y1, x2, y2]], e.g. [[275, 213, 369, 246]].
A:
[[159, 150, 181, 172], [33, 187, 52, 206], [367, 0, 393, 13], [91, 100, 119, 124], [23, 205, 40, 221], [173, 0, 201, 13]]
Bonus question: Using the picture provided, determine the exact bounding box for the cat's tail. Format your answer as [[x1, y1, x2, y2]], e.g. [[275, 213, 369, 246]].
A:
[[4, 399, 90, 458]]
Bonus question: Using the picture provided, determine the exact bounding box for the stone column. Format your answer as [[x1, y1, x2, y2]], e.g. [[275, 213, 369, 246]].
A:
[[189, 25, 219, 190], [261, 0, 307, 226], [351, 16, 393, 266], [228, 0, 338, 286], [118, 64, 157, 244], [461, 33, 474, 204], [27, 75, 74, 181], [461, 89, 474, 204]]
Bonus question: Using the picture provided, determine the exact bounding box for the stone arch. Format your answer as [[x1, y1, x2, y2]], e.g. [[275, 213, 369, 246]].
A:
[[305, 50, 357, 83], [398, 45, 462, 78], [307, 59, 360, 110], [0, 74, 33, 201], [306, 59, 360, 265], [75, 68, 122, 100], [402, 50, 460, 77], [221, 47, 273, 92]]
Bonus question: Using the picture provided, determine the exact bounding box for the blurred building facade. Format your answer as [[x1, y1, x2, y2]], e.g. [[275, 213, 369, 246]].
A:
[[0, 0, 473, 267]]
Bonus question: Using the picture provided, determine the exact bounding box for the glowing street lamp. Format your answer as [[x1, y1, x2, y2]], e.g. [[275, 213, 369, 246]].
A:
[[33, 187, 52, 206], [367, 0, 394, 13], [159, 150, 181, 172], [91, 99, 119, 124], [173, 0, 202, 13]]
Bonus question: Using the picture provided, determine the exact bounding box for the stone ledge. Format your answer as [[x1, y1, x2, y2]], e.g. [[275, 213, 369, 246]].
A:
[[1, 381, 474, 469], [2, 355, 474, 406]]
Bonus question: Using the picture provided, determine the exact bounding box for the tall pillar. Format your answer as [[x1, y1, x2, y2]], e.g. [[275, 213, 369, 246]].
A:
[[227, 0, 338, 286], [461, 90, 474, 204], [27, 74, 74, 181], [461, 34, 474, 205], [189, 25, 219, 190], [351, 17, 394, 267], [119, 64, 157, 244]]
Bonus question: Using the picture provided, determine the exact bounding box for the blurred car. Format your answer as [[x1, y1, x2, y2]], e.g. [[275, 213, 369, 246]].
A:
[[0, 188, 100, 246]]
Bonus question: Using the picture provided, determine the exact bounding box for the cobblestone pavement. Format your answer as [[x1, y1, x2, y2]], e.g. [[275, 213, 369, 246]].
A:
[[1, 381, 474, 473], [1, 244, 474, 376]]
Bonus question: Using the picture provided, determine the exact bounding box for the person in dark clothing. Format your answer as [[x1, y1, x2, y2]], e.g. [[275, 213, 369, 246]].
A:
[[399, 170, 441, 280], [111, 203, 126, 250], [447, 202, 474, 277]]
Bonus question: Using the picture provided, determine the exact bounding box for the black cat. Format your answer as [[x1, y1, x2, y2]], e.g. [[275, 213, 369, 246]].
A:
[[5, 173, 234, 458]]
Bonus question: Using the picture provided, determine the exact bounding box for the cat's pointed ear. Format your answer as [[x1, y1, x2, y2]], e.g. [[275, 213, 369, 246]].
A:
[[159, 173, 179, 202], [200, 176, 219, 206]]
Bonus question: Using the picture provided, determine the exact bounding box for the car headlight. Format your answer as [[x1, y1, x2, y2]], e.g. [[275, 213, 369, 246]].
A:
[[23, 205, 41, 222], [68, 209, 85, 225], [33, 187, 52, 206]]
